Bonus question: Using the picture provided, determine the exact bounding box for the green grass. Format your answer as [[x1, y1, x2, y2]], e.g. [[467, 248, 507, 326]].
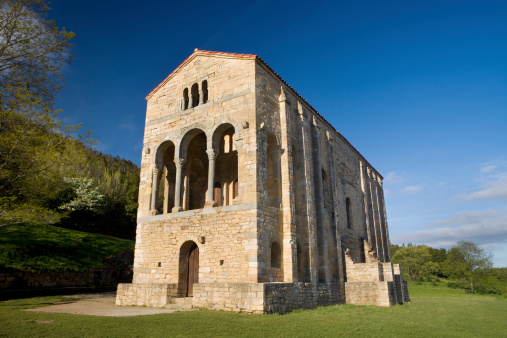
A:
[[0, 284, 506, 337], [0, 224, 134, 272]]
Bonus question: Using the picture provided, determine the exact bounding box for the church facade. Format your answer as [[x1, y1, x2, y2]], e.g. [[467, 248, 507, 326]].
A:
[[115, 50, 409, 313]]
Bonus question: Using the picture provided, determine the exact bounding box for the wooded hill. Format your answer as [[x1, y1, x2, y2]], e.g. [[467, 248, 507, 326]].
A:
[[391, 242, 507, 296], [0, 0, 139, 240]]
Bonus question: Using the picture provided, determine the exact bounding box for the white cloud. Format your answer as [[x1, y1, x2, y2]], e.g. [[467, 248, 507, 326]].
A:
[[384, 171, 403, 185], [464, 172, 507, 201], [481, 165, 497, 173], [403, 184, 425, 194], [391, 208, 507, 249]]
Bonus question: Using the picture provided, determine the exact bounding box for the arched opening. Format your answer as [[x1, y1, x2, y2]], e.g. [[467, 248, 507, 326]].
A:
[[214, 182, 222, 206], [267, 133, 282, 208], [346, 197, 352, 229], [178, 241, 199, 297], [232, 179, 239, 199], [153, 141, 176, 214], [271, 241, 281, 268], [191, 83, 199, 108], [181, 130, 208, 210], [182, 88, 189, 110], [202, 80, 208, 104], [213, 124, 238, 206]]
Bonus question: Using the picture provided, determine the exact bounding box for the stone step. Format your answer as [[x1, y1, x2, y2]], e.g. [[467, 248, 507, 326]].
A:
[[166, 297, 193, 309], [163, 302, 193, 310], [169, 297, 193, 305]]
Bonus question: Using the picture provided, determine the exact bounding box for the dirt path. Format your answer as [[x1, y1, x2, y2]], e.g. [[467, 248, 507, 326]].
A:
[[23, 292, 193, 317]]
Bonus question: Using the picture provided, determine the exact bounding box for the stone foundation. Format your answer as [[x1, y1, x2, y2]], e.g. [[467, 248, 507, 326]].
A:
[[117, 282, 345, 313], [116, 283, 179, 307]]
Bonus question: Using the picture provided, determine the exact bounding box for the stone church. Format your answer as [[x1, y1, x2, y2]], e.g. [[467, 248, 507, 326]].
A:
[[116, 49, 409, 313]]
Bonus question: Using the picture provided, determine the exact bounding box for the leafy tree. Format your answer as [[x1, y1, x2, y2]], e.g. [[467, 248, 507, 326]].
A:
[[0, 1, 139, 239], [0, 0, 82, 224], [444, 241, 493, 294], [0, 0, 77, 194], [392, 244, 440, 281], [59, 177, 104, 213]]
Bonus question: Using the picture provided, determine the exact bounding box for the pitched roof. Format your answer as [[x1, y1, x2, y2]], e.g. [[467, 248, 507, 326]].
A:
[[146, 49, 382, 179], [145, 50, 257, 99]]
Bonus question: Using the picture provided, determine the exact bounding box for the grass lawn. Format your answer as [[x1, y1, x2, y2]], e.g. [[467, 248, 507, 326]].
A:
[[0, 224, 134, 272], [1, 283, 506, 337]]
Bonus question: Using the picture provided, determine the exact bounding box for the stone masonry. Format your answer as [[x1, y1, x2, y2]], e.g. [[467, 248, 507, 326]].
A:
[[116, 49, 409, 313]]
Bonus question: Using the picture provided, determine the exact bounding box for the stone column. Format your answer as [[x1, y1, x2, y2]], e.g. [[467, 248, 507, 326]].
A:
[[325, 130, 342, 283], [311, 116, 330, 283], [278, 87, 297, 282], [150, 166, 161, 215], [199, 90, 204, 105], [298, 102, 318, 284], [377, 179, 391, 261], [163, 167, 169, 214], [369, 171, 385, 261], [205, 149, 218, 207], [172, 158, 184, 213]]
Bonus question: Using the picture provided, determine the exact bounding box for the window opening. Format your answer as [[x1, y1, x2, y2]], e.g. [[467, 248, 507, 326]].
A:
[[346, 197, 352, 229], [183, 88, 189, 110], [271, 241, 281, 268], [191, 83, 199, 108], [202, 80, 208, 103]]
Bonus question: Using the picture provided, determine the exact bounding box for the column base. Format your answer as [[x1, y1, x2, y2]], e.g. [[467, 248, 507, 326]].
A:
[[171, 206, 183, 213], [204, 200, 217, 208], [150, 210, 160, 216]]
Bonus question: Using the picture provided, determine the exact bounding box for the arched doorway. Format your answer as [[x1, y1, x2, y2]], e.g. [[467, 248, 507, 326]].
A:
[[179, 241, 199, 296]]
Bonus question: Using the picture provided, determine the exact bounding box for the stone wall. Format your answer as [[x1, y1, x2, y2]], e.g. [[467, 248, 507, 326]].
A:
[[192, 282, 345, 314], [0, 251, 133, 290], [133, 205, 259, 285], [116, 283, 179, 307], [345, 281, 393, 306]]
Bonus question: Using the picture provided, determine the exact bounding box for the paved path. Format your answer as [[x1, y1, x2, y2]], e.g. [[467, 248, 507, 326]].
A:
[[23, 292, 193, 317]]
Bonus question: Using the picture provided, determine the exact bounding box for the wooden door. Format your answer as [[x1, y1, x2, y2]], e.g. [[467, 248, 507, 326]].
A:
[[187, 243, 199, 296]]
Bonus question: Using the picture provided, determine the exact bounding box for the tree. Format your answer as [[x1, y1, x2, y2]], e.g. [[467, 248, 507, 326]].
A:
[[444, 241, 493, 294], [0, 0, 80, 224], [391, 244, 440, 281], [59, 177, 104, 213]]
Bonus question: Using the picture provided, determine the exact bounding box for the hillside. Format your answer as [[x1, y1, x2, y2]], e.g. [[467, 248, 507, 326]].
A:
[[0, 224, 134, 273]]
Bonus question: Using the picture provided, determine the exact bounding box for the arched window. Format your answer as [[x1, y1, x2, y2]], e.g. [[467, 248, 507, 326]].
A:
[[180, 130, 208, 210], [213, 124, 238, 205], [271, 241, 281, 268], [183, 88, 189, 110], [191, 83, 199, 108], [346, 197, 352, 229], [202, 80, 208, 104], [232, 179, 239, 199], [214, 182, 222, 206], [153, 141, 176, 214]]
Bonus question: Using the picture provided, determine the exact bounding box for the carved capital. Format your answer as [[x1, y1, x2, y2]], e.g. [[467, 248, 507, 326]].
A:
[[174, 158, 185, 169], [206, 149, 218, 161]]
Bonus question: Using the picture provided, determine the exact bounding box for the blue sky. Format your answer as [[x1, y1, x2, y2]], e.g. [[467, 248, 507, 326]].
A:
[[49, 0, 507, 266]]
